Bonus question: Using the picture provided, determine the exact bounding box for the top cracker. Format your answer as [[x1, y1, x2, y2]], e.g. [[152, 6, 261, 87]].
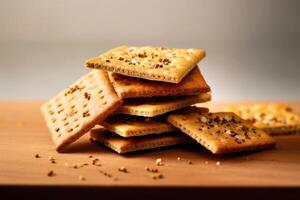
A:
[[85, 46, 206, 83], [41, 70, 122, 152]]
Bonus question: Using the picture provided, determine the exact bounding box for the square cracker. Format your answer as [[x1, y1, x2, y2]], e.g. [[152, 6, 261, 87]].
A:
[[108, 67, 210, 99], [101, 115, 177, 137], [117, 92, 211, 117], [41, 70, 122, 152], [224, 103, 300, 135], [85, 46, 206, 83], [167, 110, 275, 154], [90, 127, 193, 154]]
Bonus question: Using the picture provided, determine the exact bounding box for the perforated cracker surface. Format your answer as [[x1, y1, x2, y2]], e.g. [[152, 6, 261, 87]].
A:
[[41, 70, 122, 152], [85, 46, 206, 83]]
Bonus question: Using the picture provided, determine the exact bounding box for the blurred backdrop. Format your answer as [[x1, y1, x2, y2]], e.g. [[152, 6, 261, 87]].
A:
[[0, 0, 299, 100]]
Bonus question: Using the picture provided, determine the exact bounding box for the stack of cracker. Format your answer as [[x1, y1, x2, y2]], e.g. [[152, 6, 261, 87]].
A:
[[41, 46, 210, 153], [41, 45, 276, 154], [86, 46, 211, 153]]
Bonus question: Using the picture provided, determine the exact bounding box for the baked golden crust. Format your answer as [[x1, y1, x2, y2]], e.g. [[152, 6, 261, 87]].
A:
[[85, 46, 206, 83], [101, 115, 177, 137], [41, 70, 122, 152], [90, 127, 193, 154], [117, 92, 211, 117], [108, 67, 210, 99], [167, 110, 275, 154]]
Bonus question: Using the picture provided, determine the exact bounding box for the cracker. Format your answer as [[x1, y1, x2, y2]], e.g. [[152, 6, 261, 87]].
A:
[[108, 67, 210, 98], [85, 46, 206, 83], [101, 115, 177, 137], [224, 103, 300, 135], [117, 92, 211, 117], [90, 127, 193, 154], [41, 70, 122, 152], [167, 110, 275, 154]]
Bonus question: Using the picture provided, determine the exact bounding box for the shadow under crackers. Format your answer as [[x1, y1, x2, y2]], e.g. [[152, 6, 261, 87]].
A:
[[63, 137, 108, 154]]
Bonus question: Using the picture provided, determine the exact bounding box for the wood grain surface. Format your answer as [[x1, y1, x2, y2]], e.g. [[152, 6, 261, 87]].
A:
[[1, 100, 300, 199]]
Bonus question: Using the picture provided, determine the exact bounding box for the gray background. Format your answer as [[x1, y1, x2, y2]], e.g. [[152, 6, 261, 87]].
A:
[[0, 0, 299, 100]]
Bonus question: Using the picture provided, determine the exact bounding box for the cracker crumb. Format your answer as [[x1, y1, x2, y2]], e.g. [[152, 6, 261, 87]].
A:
[[35, 154, 40, 158], [48, 156, 56, 163], [216, 161, 221, 166], [92, 158, 101, 166], [177, 157, 181, 161], [80, 163, 89, 168], [155, 158, 164, 166], [78, 175, 85, 181], [152, 173, 164, 180], [47, 170, 55, 177], [72, 164, 78, 169], [145, 166, 159, 173], [64, 162, 69, 167], [98, 169, 114, 178], [118, 166, 127, 173], [157, 174, 164, 179]]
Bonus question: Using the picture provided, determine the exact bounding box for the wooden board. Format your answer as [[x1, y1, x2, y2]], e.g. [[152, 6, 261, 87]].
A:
[[1, 101, 300, 199]]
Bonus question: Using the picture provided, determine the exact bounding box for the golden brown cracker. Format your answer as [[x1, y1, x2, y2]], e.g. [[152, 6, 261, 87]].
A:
[[41, 70, 122, 152], [85, 46, 206, 83], [101, 115, 177, 137], [117, 92, 211, 117], [167, 110, 275, 154], [225, 103, 300, 135], [90, 127, 193, 153], [108, 67, 210, 98]]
